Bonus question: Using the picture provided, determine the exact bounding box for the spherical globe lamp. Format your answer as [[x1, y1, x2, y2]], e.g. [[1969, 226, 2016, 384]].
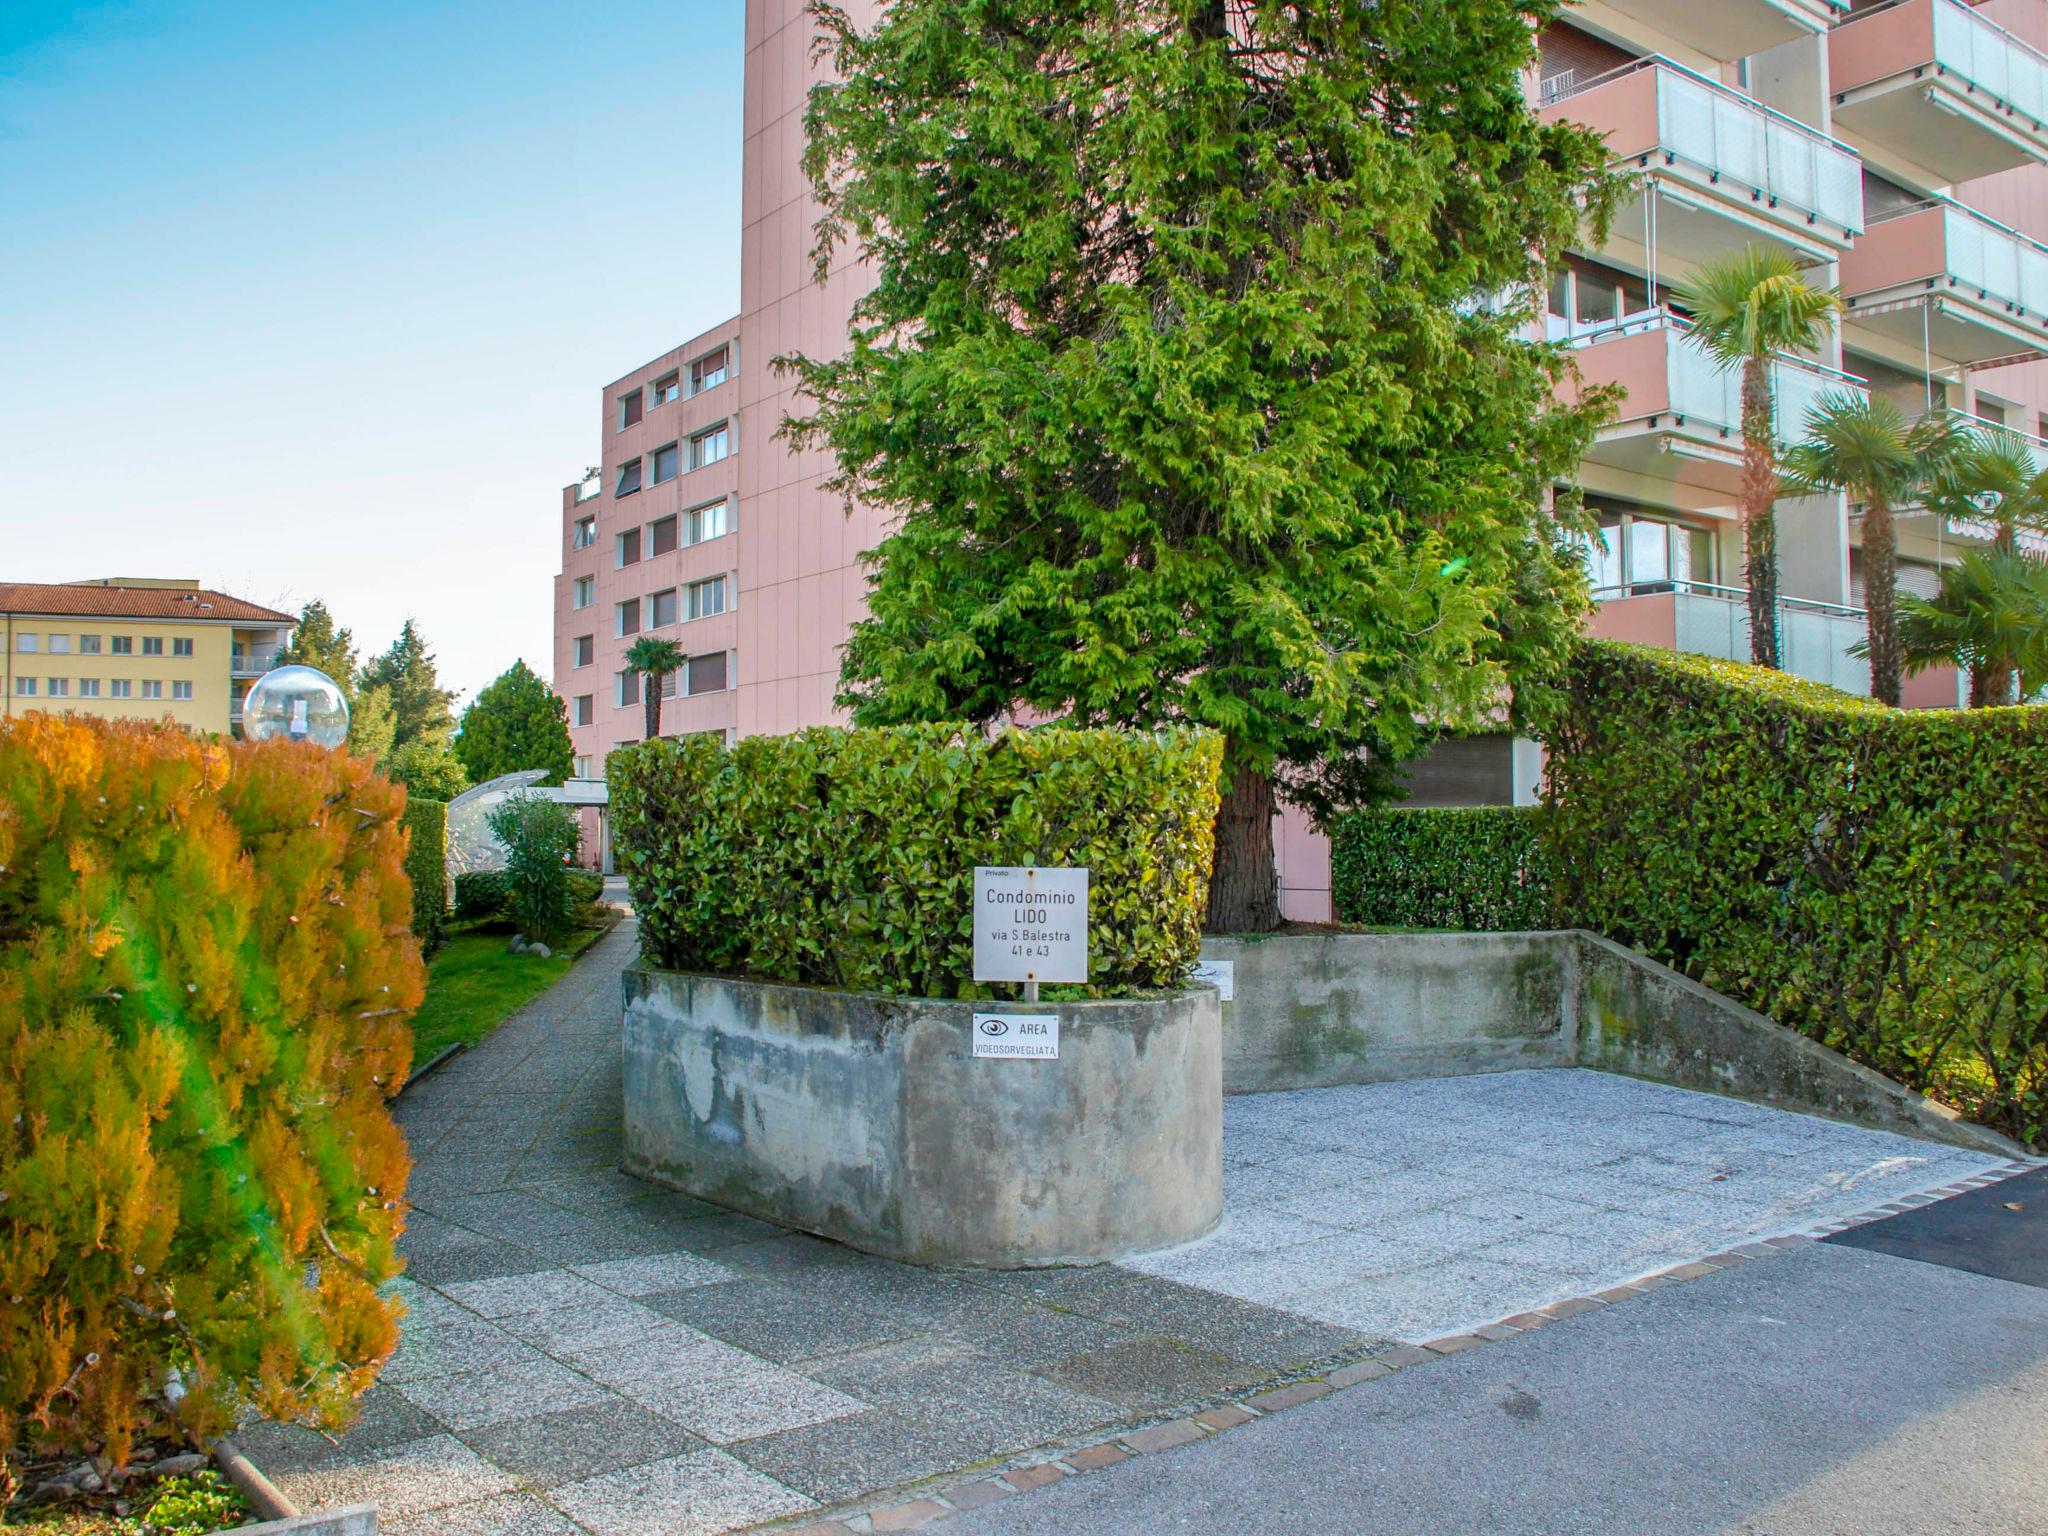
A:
[[243, 665, 350, 749]]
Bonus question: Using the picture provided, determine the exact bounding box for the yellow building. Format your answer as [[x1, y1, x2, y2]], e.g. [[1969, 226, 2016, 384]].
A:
[[1, 579, 297, 737]]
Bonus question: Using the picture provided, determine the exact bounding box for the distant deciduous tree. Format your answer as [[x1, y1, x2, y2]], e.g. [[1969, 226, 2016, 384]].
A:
[[455, 661, 574, 786], [384, 732, 469, 800]]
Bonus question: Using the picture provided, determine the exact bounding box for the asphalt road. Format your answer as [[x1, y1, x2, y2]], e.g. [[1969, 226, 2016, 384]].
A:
[[948, 1194, 2048, 1536]]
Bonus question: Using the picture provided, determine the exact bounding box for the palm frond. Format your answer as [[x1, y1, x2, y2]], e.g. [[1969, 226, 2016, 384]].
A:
[[1672, 247, 1840, 369]]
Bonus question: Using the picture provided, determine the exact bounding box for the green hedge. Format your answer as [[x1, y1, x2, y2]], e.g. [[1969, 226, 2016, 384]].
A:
[[608, 725, 1224, 997], [454, 867, 601, 923], [403, 795, 448, 950], [1331, 807, 1556, 931], [1546, 641, 2048, 1147]]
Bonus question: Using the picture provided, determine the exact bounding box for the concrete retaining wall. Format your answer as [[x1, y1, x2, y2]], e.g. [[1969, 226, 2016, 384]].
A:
[[622, 969, 1222, 1268], [1200, 931, 2022, 1156]]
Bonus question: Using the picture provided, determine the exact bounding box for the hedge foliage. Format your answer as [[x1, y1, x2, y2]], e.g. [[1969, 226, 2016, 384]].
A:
[[609, 725, 1224, 997], [402, 795, 448, 951], [0, 716, 424, 1469], [1546, 642, 2048, 1147], [1331, 807, 1556, 931], [454, 868, 601, 923]]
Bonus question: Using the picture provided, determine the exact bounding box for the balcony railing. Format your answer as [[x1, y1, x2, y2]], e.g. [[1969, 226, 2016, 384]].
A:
[[1831, 0, 2048, 179], [1590, 583, 1872, 694], [1576, 310, 1868, 443], [230, 646, 282, 678], [1543, 57, 1864, 246]]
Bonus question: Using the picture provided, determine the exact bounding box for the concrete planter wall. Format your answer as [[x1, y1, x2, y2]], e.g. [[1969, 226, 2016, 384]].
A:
[[622, 968, 1223, 1268], [1200, 930, 2022, 1156]]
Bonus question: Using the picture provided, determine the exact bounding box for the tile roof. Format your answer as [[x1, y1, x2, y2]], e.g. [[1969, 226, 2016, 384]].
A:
[[0, 583, 296, 624]]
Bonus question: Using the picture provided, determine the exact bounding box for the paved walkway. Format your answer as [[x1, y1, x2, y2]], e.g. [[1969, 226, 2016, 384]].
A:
[[943, 1230, 2048, 1536], [239, 924, 2019, 1535]]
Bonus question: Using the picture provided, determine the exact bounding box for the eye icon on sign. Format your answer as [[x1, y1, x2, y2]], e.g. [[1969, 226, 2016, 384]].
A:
[[978, 1018, 1010, 1038]]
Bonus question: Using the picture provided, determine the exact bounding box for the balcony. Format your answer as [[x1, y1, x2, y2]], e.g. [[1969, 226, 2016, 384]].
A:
[[1569, 0, 1841, 66], [1589, 585, 1872, 694], [1841, 198, 2048, 365], [1568, 313, 1868, 511], [1830, 0, 2048, 182], [230, 646, 282, 678], [1540, 58, 1863, 271]]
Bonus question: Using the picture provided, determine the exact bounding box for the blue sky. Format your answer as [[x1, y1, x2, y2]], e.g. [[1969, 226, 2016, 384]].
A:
[[0, 0, 746, 704]]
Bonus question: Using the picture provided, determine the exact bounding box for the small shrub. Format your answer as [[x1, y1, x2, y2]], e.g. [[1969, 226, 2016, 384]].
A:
[[565, 869, 604, 907], [453, 869, 511, 922], [402, 795, 448, 950], [1545, 641, 2048, 1147], [484, 794, 580, 946], [1331, 807, 1556, 931], [0, 716, 422, 1471], [608, 724, 1223, 997]]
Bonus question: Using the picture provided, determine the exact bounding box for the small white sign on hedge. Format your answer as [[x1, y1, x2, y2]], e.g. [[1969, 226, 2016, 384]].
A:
[[972, 865, 1088, 985]]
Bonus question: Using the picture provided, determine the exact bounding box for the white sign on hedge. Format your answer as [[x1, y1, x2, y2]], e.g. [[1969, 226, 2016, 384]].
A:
[[972, 866, 1089, 985]]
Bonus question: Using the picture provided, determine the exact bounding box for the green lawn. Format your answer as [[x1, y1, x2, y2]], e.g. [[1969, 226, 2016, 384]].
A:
[[407, 915, 612, 1073]]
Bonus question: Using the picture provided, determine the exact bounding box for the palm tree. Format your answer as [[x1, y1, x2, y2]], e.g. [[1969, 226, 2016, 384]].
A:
[[1673, 248, 1841, 669], [1920, 428, 2048, 704], [623, 635, 686, 742], [1896, 550, 2048, 707], [1780, 393, 1959, 706]]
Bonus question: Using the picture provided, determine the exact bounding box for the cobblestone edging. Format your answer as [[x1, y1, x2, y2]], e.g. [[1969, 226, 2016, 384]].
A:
[[765, 1160, 2039, 1536]]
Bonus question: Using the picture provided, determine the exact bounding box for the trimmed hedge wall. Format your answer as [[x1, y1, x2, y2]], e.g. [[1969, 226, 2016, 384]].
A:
[[1331, 807, 1556, 931], [454, 867, 602, 922], [403, 794, 448, 950], [1546, 642, 2048, 1147], [0, 716, 423, 1465], [608, 725, 1224, 997]]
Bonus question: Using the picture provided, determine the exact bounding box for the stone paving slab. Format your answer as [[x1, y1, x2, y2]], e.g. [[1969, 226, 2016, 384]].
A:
[[254, 923, 2016, 1535]]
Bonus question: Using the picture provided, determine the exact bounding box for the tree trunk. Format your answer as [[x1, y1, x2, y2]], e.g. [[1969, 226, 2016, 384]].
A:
[[1862, 493, 1903, 706], [644, 676, 661, 742], [1205, 763, 1281, 935], [1741, 357, 1782, 670]]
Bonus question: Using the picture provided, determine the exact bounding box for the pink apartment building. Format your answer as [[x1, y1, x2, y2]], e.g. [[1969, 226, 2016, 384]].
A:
[[556, 0, 2048, 915]]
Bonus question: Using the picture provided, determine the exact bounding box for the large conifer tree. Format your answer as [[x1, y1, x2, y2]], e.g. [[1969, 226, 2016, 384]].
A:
[[791, 0, 1616, 931]]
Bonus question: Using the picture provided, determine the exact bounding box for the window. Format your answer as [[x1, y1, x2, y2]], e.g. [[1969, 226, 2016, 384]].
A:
[[690, 347, 729, 395], [173, 637, 194, 657], [79, 634, 100, 654], [142, 637, 164, 656], [48, 634, 70, 655], [111, 636, 133, 655], [649, 514, 679, 556], [651, 371, 681, 406], [47, 678, 69, 698], [573, 515, 597, 549], [619, 388, 644, 430], [617, 528, 642, 567], [574, 754, 594, 779], [617, 670, 641, 707], [14, 677, 34, 696], [687, 575, 727, 620], [688, 498, 729, 544], [688, 650, 729, 695], [649, 588, 678, 628], [1545, 255, 1651, 342], [110, 679, 132, 698], [616, 597, 642, 637], [572, 576, 595, 609], [616, 457, 643, 497], [141, 681, 164, 699], [574, 694, 594, 727], [651, 442, 679, 484], [79, 678, 100, 698], [574, 634, 594, 667], [1977, 399, 2008, 427], [689, 423, 730, 470], [172, 681, 193, 700], [15, 633, 36, 653]]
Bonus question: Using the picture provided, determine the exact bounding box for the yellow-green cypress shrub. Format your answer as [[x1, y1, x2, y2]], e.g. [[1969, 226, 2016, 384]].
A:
[[0, 715, 424, 1474]]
